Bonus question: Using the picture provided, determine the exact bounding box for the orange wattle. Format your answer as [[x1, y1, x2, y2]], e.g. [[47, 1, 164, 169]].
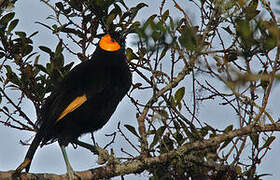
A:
[[99, 34, 121, 51]]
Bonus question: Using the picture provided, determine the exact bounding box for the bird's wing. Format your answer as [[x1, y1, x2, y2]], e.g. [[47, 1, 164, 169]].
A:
[[37, 59, 107, 128]]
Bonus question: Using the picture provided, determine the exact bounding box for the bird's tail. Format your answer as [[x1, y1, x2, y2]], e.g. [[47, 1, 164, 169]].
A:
[[16, 132, 43, 173]]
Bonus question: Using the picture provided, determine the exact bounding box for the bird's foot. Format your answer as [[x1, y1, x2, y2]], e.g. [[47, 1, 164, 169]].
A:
[[66, 163, 76, 180]]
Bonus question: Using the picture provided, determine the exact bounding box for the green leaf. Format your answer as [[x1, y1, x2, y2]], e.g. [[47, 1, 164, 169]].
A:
[[0, 52, 5, 58], [162, 10, 169, 22], [261, 136, 275, 149], [69, 0, 83, 11], [25, 52, 36, 61], [5, 65, 20, 86], [28, 31, 39, 38], [34, 55, 40, 64], [35, 64, 48, 74], [55, 2, 64, 11], [245, 0, 259, 21], [175, 87, 185, 104], [236, 165, 242, 175], [126, 47, 137, 62], [106, 13, 117, 26], [124, 124, 140, 138], [145, 14, 157, 26], [174, 131, 184, 145], [3, 106, 9, 113], [150, 126, 166, 149], [178, 27, 197, 50], [23, 45, 33, 56], [7, 19, 19, 34], [55, 40, 63, 54], [0, 12, 15, 26], [224, 124, 233, 133], [157, 109, 169, 119], [170, 95, 176, 107], [130, 3, 148, 20], [152, 31, 160, 41], [249, 133, 259, 148], [159, 46, 169, 60], [62, 62, 74, 74], [39, 46, 52, 54], [15, 31, 26, 38], [35, 21, 53, 31]]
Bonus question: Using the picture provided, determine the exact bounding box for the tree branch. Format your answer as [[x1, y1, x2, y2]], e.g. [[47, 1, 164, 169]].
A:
[[4, 123, 280, 180]]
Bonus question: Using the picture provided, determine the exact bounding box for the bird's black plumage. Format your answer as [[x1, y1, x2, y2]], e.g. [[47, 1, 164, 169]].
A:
[[16, 34, 132, 173]]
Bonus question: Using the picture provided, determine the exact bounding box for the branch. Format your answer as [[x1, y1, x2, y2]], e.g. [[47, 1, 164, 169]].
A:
[[3, 123, 280, 180]]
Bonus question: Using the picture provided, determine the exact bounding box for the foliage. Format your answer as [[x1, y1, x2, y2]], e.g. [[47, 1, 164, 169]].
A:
[[1, 0, 280, 179]]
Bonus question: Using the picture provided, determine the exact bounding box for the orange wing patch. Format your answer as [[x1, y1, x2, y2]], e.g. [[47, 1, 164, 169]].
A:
[[56, 94, 87, 122]]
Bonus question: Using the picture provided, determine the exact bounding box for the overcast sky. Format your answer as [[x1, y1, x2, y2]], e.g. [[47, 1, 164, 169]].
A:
[[1, 1, 280, 180]]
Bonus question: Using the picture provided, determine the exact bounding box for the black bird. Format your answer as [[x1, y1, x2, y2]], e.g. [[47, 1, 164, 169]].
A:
[[16, 34, 132, 179]]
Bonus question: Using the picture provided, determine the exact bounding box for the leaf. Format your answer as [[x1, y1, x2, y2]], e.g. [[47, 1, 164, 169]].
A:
[[150, 126, 166, 149], [157, 109, 169, 119], [124, 124, 140, 138], [25, 52, 37, 61], [224, 124, 233, 133], [145, 14, 157, 25], [5, 65, 20, 86], [178, 26, 197, 50], [152, 31, 160, 41], [55, 2, 64, 11], [0, 12, 15, 26], [162, 10, 169, 22], [261, 136, 275, 149], [3, 106, 9, 113], [112, 3, 122, 17], [34, 55, 40, 64], [55, 40, 63, 54], [159, 46, 169, 60], [175, 87, 185, 104], [23, 45, 33, 56], [126, 47, 138, 62], [170, 95, 176, 107], [0, 52, 5, 58], [245, 0, 259, 21], [106, 13, 117, 26], [35, 64, 48, 74], [236, 165, 242, 175], [130, 3, 148, 20], [28, 31, 39, 38], [39, 46, 52, 54], [7, 19, 19, 34], [249, 133, 259, 148], [35, 21, 53, 31], [15, 31, 26, 38], [62, 62, 74, 74], [69, 0, 83, 11]]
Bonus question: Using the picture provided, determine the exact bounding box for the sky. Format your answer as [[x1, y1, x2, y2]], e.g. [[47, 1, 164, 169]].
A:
[[1, 0, 280, 180]]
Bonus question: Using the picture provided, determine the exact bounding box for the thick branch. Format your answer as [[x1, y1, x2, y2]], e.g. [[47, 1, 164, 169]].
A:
[[3, 123, 280, 180]]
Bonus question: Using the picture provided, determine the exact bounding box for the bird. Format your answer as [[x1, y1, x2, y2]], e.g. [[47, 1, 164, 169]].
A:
[[15, 33, 132, 179]]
